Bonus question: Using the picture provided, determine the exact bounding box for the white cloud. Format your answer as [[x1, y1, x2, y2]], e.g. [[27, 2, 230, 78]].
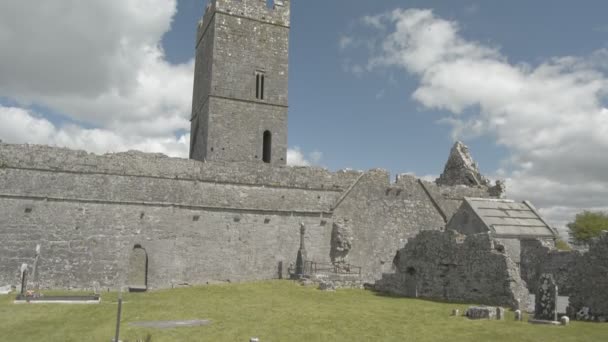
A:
[[0, 106, 189, 157], [0, 0, 193, 144], [287, 147, 323, 167], [345, 8, 608, 234]]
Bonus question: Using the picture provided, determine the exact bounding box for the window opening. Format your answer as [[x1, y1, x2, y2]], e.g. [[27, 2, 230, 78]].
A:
[[263, 130, 272, 163], [255, 71, 265, 100]]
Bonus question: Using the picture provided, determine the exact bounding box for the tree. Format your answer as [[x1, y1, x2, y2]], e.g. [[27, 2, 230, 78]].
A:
[[567, 211, 608, 243]]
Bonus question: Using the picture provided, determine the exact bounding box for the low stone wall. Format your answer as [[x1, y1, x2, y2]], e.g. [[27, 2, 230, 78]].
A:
[[567, 232, 608, 320], [374, 230, 529, 309]]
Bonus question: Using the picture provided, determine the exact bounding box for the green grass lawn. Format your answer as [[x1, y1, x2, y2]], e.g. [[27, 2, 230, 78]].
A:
[[1, 281, 606, 342]]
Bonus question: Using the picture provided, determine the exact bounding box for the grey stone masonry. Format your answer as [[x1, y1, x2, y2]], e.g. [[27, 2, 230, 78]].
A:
[[191, 0, 290, 164], [520, 239, 577, 296], [374, 230, 529, 309], [567, 231, 608, 321], [0, 143, 497, 290]]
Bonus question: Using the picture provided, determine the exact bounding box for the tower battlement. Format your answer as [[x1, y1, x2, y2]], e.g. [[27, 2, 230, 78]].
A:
[[198, 0, 290, 43]]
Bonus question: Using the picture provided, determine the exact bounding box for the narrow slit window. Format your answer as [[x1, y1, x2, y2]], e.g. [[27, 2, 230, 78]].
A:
[[261, 74, 265, 100], [256, 74, 260, 99], [255, 71, 265, 100]]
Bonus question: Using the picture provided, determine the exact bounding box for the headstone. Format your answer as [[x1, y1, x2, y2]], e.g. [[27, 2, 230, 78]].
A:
[[534, 273, 557, 321], [496, 307, 505, 320], [250, 338, 259, 342], [560, 316, 570, 326], [465, 306, 496, 320], [514, 310, 523, 321], [452, 309, 460, 316]]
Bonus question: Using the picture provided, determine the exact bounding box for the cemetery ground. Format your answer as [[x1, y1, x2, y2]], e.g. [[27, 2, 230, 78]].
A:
[[1, 281, 606, 342]]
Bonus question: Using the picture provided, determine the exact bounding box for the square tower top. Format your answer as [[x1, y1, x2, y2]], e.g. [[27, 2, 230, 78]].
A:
[[199, 0, 290, 35]]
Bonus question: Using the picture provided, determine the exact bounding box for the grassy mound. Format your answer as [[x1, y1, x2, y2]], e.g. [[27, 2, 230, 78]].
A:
[[1, 281, 606, 341]]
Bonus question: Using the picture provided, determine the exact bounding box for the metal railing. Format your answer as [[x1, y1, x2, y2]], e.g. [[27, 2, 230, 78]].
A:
[[289, 261, 361, 277]]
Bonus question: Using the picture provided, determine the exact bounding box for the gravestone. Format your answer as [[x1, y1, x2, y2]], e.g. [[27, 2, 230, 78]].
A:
[[534, 273, 557, 321]]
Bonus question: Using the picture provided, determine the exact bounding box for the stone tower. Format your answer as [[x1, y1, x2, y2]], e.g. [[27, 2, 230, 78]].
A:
[[190, 0, 290, 165]]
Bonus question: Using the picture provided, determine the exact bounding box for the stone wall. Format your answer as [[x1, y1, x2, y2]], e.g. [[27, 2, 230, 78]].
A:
[[0, 143, 494, 289], [520, 239, 577, 295], [333, 173, 449, 280], [0, 198, 329, 290], [0, 144, 361, 191], [374, 230, 529, 309], [567, 232, 608, 319]]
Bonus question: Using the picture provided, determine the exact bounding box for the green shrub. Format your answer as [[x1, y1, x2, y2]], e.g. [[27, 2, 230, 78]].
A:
[[567, 211, 608, 243]]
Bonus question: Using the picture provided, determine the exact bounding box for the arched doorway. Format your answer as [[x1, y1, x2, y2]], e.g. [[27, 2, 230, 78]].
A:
[[263, 130, 272, 163], [405, 267, 418, 298], [128, 245, 148, 292]]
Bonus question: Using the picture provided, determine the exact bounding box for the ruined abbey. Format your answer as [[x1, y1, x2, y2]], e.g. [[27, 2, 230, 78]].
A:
[[1, 0, 607, 320]]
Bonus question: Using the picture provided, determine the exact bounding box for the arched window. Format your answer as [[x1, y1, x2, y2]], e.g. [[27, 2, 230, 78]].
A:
[[263, 131, 272, 163]]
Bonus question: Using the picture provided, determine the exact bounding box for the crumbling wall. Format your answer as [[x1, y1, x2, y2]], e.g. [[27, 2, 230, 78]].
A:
[[567, 232, 608, 319], [333, 172, 447, 280], [520, 239, 577, 295], [374, 230, 529, 309]]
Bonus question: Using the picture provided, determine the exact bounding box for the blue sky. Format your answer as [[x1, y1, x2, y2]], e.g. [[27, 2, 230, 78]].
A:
[[1, 0, 608, 231], [162, 0, 608, 176]]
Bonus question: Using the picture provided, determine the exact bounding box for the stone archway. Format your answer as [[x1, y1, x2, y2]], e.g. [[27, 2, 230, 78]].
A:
[[128, 245, 148, 292]]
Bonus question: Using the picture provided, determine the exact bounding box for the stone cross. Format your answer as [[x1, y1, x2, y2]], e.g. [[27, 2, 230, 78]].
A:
[[19, 263, 28, 296], [534, 273, 558, 321], [295, 223, 308, 277]]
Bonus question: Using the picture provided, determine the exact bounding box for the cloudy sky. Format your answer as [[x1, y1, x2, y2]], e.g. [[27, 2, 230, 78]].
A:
[[1, 0, 607, 236]]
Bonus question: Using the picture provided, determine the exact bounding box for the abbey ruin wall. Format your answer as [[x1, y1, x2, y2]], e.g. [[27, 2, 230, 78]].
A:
[[374, 230, 529, 309], [0, 143, 495, 290]]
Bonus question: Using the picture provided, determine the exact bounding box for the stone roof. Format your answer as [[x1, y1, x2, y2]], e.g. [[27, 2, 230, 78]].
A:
[[465, 198, 557, 239]]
